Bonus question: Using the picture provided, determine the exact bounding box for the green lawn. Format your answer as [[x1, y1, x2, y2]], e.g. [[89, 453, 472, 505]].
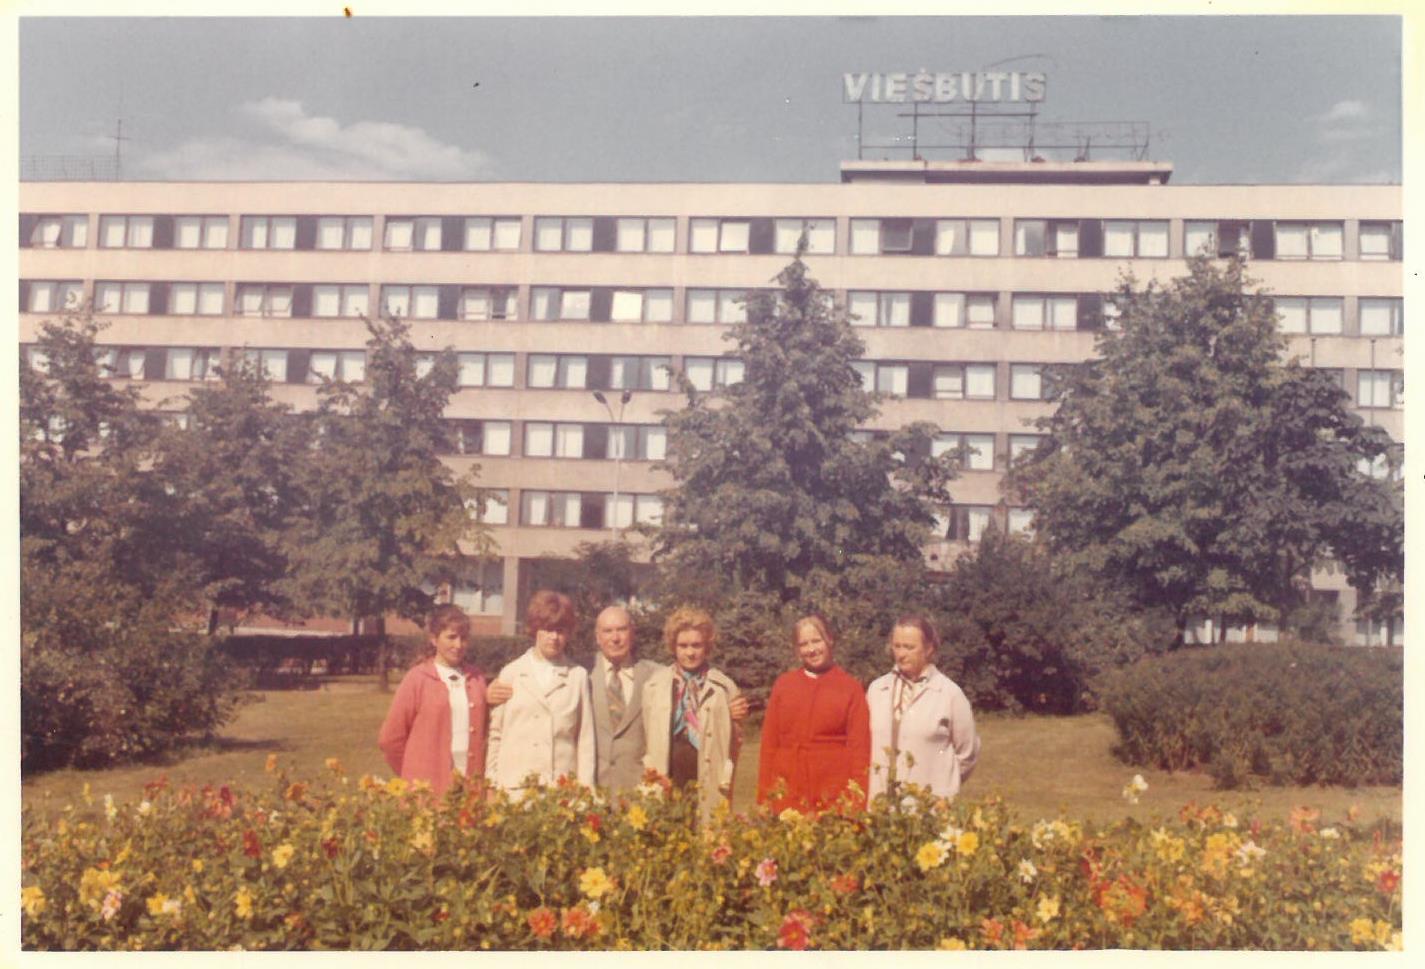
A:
[[24, 691, 1401, 830]]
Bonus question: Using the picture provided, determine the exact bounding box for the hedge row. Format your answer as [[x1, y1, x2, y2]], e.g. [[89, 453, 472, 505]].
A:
[[21, 764, 1401, 950], [1100, 642, 1403, 789]]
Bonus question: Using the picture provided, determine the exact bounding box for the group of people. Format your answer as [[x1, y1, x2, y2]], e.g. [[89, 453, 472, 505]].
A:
[[379, 590, 979, 822]]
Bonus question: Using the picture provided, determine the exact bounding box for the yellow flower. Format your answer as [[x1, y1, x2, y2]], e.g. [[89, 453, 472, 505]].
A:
[[1036, 894, 1061, 923], [579, 866, 613, 900], [956, 831, 980, 857], [937, 937, 967, 950], [1386, 931, 1403, 951], [778, 807, 805, 824], [324, 757, 344, 773], [1372, 920, 1393, 949], [234, 887, 253, 919], [146, 893, 181, 917], [483, 811, 504, 828], [103, 794, 117, 822], [411, 826, 435, 854], [265, 753, 278, 773], [1349, 918, 1376, 946], [915, 841, 948, 872], [271, 844, 295, 870], [21, 885, 46, 918], [581, 825, 601, 844], [82, 782, 93, 805], [79, 867, 122, 909], [970, 807, 986, 830], [626, 805, 648, 831], [385, 777, 409, 797], [192, 859, 204, 874]]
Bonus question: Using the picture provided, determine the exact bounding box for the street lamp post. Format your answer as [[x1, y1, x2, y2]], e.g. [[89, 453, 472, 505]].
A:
[[593, 389, 633, 537]]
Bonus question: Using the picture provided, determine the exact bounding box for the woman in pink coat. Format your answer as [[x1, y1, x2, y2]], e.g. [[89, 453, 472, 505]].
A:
[[379, 604, 497, 795]]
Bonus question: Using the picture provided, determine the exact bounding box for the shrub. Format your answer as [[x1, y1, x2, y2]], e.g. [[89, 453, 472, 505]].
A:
[[20, 766, 1402, 950], [1100, 642, 1403, 788]]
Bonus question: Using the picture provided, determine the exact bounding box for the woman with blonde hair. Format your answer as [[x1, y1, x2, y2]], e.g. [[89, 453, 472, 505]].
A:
[[757, 614, 871, 812], [642, 606, 742, 824]]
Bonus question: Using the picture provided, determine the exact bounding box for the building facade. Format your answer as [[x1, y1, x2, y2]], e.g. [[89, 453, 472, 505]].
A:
[[18, 160, 1404, 643]]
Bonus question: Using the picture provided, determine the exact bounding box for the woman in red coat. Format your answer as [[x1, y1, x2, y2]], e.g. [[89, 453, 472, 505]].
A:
[[757, 615, 871, 813]]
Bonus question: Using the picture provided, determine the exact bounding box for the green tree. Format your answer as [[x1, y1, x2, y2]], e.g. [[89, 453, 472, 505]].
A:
[[153, 356, 304, 634], [281, 316, 492, 686], [655, 253, 955, 606], [1010, 256, 1402, 644]]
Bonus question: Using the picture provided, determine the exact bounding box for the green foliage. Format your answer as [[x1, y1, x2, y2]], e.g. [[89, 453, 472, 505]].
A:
[[281, 316, 490, 628], [655, 254, 955, 607], [931, 528, 1173, 714], [20, 772, 1403, 950], [1011, 257, 1403, 641], [525, 541, 644, 660], [1100, 642, 1403, 788]]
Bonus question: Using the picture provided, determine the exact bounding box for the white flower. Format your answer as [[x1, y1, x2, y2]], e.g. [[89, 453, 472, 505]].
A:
[[938, 823, 964, 843], [587, 900, 601, 915], [1018, 859, 1038, 883], [137, 800, 152, 816], [899, 795, 921, 815], [1320, 827, 1341, 840], [1234, 840, 1266, 865], [103, 794, 117, 822], [1222, 812, 1238, 829], [635, 782, 664, 800], [1131, 774, 1148, 791]]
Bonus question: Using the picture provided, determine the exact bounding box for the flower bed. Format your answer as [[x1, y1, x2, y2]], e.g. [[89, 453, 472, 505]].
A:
[[20, 760, 1401, 950]]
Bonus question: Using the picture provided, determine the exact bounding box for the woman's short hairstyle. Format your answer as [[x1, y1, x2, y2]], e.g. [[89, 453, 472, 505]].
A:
[[889, 614, 940, 654], [792, 613, 835, 650], [526, 589, 576, 636], [427, 603, 471, 641], [663, 606, 716, 656]]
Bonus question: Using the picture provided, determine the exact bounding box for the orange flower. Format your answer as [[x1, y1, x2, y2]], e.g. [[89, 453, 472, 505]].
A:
[[980, 917, 1005, 946], [1288, 806, 1320, 835], [560, 905, 601, 940], [1011, 919, 1040, 950], [778, 910, 817, 950], [1376, 870, 1401, 895], [527, 907, 557, 939], [829, 873, 860, 895]]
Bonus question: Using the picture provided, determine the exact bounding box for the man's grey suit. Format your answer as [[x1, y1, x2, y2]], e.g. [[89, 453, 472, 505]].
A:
[[590, 654, 663, 791]]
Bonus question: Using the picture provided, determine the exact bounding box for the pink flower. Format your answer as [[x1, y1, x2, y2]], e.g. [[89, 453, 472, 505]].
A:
[[755, 857, 779, 887], [100, 889, 122, 921], [711, 842, 732, 865]]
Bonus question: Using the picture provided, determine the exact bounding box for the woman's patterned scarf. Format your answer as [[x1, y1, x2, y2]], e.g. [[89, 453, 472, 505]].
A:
[[672, 667, 707, 750]]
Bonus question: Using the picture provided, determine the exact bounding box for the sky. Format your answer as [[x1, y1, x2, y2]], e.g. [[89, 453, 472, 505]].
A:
[[16, 13, 1402, 185]]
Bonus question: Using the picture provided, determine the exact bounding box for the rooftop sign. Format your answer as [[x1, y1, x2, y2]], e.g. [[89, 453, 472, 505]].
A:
[[843, 71, 1046, 104]]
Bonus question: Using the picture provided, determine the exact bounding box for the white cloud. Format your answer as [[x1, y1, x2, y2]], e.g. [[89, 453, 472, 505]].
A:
[[137, 98, 489, 180], [1311, 100, 1370, 124]]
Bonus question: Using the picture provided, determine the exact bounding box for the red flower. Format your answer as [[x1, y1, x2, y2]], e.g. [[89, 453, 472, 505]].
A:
[[710, 842, 733, 865], [321, 838, 340, 859], [829, 873, 860, 895], [585, 812, 603, 832], [143, 776, 169, 797], [561, 905, 601, 940], [527, 907, 557, 939], [433, 908, 450, 923], [778, 910, 817, 950], [242, 829, 262, 858], [1377, 870, 1401, 895]]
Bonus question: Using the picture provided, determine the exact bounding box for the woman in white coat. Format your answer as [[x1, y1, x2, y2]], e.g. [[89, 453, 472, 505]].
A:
[[486, 590, 595, 791], [642, 606, 741, 825], [866, 615, 979, 802]]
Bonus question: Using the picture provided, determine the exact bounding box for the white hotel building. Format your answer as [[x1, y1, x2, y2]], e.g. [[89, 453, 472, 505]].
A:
[[18, 159, 1404, 643]]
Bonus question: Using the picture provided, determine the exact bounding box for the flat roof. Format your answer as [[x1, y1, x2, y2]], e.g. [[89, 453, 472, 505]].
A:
[[840, 159, 1175, 185]]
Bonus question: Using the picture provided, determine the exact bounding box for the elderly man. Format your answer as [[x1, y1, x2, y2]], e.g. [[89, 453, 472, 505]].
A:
[[591, 605, 747, 791]]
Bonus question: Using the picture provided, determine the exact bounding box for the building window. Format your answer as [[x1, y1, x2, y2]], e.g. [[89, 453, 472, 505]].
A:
[[607, 425, 667, 461], [1275, 221, 1343, 260], [94, 281, 152, 315], [239, 216, 297, 250], [521, 490, 587, 528], [684, 356, 745, 391], [611, 288, 674, 323], [1354, 615, 1404, 648], [1357, 447, 1403, 482], [315, 216, 373, 251], [467, 491, 510, 527], [533, 216, 593, 252], [932, 432, 995, 471], [1014, 219, 1080, 257], [1184, 220, 1250, 258], [1103, 220, 1169, 258], [459, 287, 516, 321], [163, 348, 221, 382], [931, 363, 997, 400], [935, 505, 993, 542], [848, 291, 910, 328], [95, 347, 147, 380], [689, 217, 751, 253], [1358, 221, 1402, 261], [609, 356, 672, 391], [380, 285, 439, 319], [98, 215, 155, 249], [935, 218, 1000, 256], [25, 214, 89, 248], [242, 349, 290, 382], [174, 215, 230, 250], [1359, 298, 1404, 337], [448, 559, 505, 614], [1009, 433, 1045, 464], [853, 361, 909, 397], [1012, 295, 1078, 331], [464, 217, 522, 251], [451, 352, 514, 388], [308, 350, 366, 383], [1007, 508, 1035, 535], [236, 284, 294, 318], [383, 216, 442, 251], [849, 218, 924, 255], [774, 218, 836, 255], [933, 292, 997, 329], [524, 422, 585, 459], [1009, 364, 1046, 400], [1356, 369, 1403, 409], [686, 289, 747, 324], [616, 217, 676, 253], [527, 354, 588, 389], [445, 419, 512, 457], [531, 287, 592, 321], [313, 284, 371, 318], [1274, 297, 1343, 335], [170, 282, 226, 316], [25, 280, 84, 313]]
